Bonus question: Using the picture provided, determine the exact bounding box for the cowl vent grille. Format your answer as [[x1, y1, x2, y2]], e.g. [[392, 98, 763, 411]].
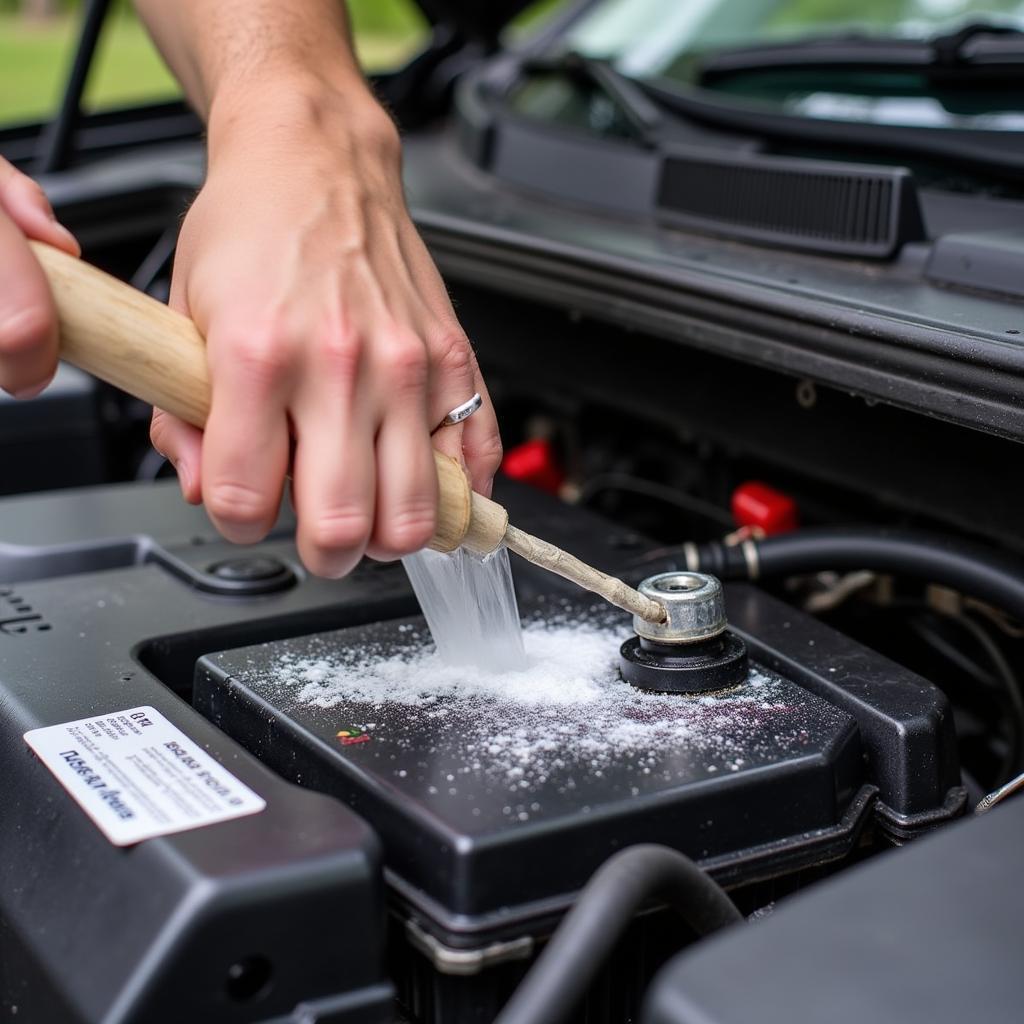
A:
[[657, 149, 925, 258]]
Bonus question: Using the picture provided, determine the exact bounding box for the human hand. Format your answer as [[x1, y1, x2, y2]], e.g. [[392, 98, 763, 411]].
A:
[[0, 156, 80, 398], [150, 77, 502, 577]]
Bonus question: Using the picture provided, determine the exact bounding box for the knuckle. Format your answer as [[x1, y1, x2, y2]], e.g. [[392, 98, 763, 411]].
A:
[[307, 507, 373, 556], [360, 112, 401, 166], [0, 305, 54, 357], [226, 330, 296, 389], [205, 480, 273, 528], [379, 501, 436, 554], [433, 327, 474, 379], [20, 177, 50, 211], [468, 430, 504, 471], [317, 332, 363, 381], [384, 337, 428, 391]]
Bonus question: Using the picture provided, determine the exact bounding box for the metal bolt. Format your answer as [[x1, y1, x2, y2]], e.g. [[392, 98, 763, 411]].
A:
[[633, 572, 727, 645]]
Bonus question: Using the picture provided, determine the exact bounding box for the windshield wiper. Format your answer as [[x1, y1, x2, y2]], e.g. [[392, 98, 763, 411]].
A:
[[522, 52, 671, 147], [521, 52, 759, 151], [515, 49, 1024, 178], [699, 22, 1024, 85]]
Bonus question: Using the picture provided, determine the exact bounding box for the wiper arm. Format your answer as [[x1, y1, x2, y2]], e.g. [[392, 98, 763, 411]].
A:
[[699, 21, 1024, 85], [523, 52, 674, 148]]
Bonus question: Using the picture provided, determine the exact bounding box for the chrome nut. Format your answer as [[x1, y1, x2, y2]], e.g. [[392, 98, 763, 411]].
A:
[[634, 572, 727, 644]]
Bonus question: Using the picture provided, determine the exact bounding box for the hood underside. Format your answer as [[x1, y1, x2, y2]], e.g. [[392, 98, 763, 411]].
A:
[[412, 0, 541, 45]]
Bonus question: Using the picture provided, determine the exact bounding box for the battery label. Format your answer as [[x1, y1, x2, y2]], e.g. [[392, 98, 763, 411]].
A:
[[24, 705, 265, 846]]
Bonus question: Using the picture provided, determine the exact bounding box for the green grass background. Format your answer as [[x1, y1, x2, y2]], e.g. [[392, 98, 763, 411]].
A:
[[0, 0, 428, 124]]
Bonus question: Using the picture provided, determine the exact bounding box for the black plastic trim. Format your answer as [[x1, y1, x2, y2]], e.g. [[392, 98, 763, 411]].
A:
[[462, 67, 927, 257], [657, 148, 925, 257], [414, 211, 1024, 442], [0, 102, 201, 171], [926, 230, 1024, 300]]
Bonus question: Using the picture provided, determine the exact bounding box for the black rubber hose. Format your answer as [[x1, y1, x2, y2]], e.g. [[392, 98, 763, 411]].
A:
[[493, 844, 742, 1024], [691, 527, 1024, 625]]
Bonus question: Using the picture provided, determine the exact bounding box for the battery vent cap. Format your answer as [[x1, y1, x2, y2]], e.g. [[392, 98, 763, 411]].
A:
[[731, 482, 798, 536], [502, 438, 565, 495]]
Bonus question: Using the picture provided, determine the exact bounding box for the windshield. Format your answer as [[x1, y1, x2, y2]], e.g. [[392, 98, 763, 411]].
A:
[[560, 0, 1024, 130]]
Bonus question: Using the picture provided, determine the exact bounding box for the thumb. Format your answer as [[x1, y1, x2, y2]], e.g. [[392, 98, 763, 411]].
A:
[[0, 158, 80, 256]]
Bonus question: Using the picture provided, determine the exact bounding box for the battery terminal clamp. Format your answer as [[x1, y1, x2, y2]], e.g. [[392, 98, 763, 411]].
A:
[[619, 572, 748, 693]]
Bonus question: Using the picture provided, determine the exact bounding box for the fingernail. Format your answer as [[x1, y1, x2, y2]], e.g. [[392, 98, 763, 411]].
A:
[[13, 382, 47, 400], [176, 461, 193, 498], [53, 221, 80, 254]]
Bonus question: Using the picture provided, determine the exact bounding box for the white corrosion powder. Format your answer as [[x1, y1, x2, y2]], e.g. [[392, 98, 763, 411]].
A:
[[262, 606, 810, 811]]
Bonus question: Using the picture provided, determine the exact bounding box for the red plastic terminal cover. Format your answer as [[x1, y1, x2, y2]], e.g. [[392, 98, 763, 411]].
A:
[[731, 481, 798, 535], [501, 438, 565, 495]]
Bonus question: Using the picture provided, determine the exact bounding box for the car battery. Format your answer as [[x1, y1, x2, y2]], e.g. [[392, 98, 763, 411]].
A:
[[195, 582, 965, 1024]]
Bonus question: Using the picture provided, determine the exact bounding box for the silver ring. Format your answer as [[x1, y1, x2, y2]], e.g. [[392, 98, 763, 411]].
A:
[[433, 392, 482, 432]]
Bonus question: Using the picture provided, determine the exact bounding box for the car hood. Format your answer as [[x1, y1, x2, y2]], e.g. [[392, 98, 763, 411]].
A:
[[412, 0, 539, 46]]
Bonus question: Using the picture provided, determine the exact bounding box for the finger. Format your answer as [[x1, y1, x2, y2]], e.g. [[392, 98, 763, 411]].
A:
[[426, 325, 480, 468], [427, 325, 502, 497], [0, 207, 60, 398], [166, 240, 191, 315], [0, 161, 79, 255], [150, 408, 203, 504], [460, 374, 503, 498], [201, 325, 291, 543], [291, 343, 376, 578], [366, 334, 437, 560], [156, 243, 204, 505]]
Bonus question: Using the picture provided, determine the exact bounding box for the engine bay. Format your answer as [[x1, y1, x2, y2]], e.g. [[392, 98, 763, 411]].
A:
[[4, 173, 1024, 1021], [0, 462, 1010, 1023], [4, 3, 1024, 1020]]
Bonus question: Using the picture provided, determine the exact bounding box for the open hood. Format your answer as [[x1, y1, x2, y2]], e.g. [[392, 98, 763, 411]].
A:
[[412, 0, 541, 47]]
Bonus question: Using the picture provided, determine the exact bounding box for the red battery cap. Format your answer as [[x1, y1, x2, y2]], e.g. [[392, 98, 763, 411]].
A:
[[501, 438, 565, 495], [731, 482, 798, 535]]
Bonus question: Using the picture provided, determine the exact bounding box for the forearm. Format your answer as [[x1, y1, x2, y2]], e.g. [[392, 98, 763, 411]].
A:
[[133, 0, 379, 133], [133, 0, 501, 575]]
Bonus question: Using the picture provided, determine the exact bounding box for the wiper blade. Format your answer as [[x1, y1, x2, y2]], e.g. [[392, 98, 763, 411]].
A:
[[699, 22, 1024, 84], [641, 72, 1024, 179], [522, 52, 756, 152], [517, 49, 1024, 179]]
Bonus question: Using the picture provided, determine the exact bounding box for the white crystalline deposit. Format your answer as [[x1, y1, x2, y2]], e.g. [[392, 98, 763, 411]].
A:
[[267, 608, 806, 809]]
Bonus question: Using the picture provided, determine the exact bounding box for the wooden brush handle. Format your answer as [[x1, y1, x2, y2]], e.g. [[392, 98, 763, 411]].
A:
[[31, 243, 663, 622], [30, 241, 507, 554], [31, 241, 210, 426]]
